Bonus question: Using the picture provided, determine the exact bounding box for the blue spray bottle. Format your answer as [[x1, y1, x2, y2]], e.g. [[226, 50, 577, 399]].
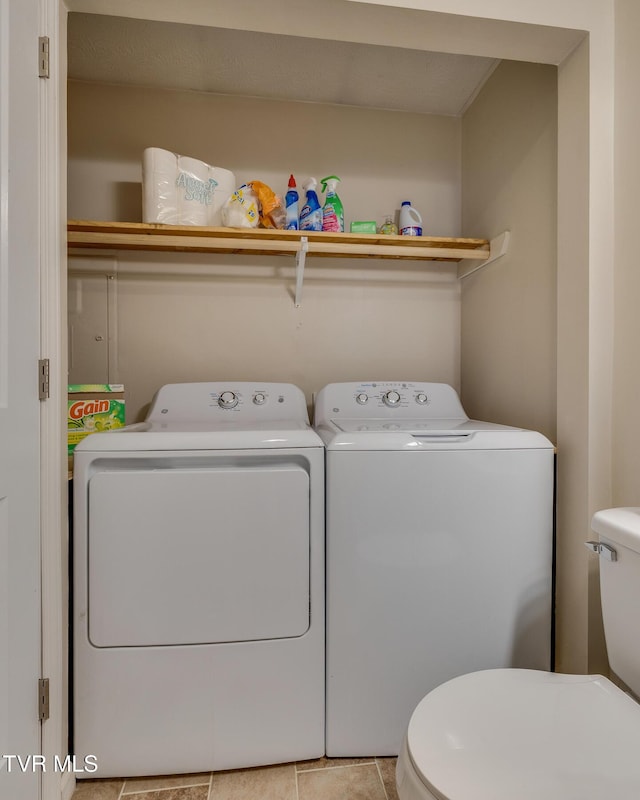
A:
[[285, 174, 299, 230], [299, 178, 322, 231]]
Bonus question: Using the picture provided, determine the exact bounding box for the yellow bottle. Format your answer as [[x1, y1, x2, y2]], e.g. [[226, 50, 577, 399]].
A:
[[379, 215, 398, 235]]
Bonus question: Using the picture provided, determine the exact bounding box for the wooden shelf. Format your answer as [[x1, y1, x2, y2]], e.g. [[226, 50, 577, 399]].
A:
[[67, 220, 491, 263], [67, 220, 509, 306]]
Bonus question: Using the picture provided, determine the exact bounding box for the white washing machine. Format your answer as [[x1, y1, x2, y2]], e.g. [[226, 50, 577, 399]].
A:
[[314, 381, 554, 757], [73, 382, 324, 778]]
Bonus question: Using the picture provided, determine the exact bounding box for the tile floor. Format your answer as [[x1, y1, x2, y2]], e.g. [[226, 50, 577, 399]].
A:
[[70, 757, 399, 800]]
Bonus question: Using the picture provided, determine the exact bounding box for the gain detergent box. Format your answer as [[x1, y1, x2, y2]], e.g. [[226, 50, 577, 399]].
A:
[[68, 384, 125, 456]]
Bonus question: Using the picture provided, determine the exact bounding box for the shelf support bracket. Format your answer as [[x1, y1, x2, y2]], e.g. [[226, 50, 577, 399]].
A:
[[458, 230, 510, 280], [295, 236, 309, 307]]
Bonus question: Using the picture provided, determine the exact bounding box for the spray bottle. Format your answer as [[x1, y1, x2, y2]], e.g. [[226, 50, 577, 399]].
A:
[[285, 174, 299, 230], [320, 175, 344, 233], [299, 177, 322, 231]]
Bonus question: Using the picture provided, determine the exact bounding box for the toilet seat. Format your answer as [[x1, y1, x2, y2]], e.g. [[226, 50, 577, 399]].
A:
[[401, 668, 640, 800]]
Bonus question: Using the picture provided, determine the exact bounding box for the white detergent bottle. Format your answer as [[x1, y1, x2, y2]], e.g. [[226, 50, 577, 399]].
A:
[[399, 201, 423, 236]]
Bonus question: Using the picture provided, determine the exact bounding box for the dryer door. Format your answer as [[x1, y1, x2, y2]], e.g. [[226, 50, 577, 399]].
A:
[[86, 462, 310, 647]]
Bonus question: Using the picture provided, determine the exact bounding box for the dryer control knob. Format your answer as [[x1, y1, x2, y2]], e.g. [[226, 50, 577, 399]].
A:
[[416, 393, 428, 404], [382, 390, 401, 407], [218, 391, 239, 409], [356, 393, 369, 405], [253, 393, 266, 405]]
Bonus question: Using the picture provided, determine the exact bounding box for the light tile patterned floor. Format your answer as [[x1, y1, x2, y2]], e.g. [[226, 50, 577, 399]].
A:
[[70, 757, 399, 800]]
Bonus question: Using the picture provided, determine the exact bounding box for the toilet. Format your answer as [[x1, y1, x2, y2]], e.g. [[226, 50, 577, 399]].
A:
[[396, 507, 640, 800]]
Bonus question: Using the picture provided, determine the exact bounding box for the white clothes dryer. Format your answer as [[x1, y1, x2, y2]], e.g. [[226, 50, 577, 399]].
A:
[[314, 381, 554, 757], [73, 382, 324, 778]]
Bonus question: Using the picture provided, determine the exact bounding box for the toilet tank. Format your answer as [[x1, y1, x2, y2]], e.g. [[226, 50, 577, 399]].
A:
[[591, 507, 640, 695]]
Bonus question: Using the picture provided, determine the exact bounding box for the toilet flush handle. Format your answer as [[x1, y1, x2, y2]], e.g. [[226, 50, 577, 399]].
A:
[[585, 541, 618, 561]]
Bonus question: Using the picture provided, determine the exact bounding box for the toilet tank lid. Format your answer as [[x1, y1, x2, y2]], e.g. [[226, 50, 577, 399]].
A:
[[592, 507, 640, 553]]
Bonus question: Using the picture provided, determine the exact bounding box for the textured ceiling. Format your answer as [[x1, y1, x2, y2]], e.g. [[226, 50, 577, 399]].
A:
[[67, 13, 499, 117]]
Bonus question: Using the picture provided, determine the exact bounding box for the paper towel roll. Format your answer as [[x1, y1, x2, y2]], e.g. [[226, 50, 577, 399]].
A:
[[207, 166, 236, 227], [142, 148, 236, 227], [177, 155, 211, 226], [142, 147, 180, 224]]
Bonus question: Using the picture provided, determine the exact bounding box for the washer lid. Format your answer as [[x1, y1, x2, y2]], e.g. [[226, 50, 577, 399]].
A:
[[407, 669, 640, 800], [318, 420, 552, 451], [331, 418, 518, 434]]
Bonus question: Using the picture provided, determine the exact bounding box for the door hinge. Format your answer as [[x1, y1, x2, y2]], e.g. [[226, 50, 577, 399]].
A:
[[38, 678, 50, 721], [38, 36, 50, 79], [38, 358, 50, 400]]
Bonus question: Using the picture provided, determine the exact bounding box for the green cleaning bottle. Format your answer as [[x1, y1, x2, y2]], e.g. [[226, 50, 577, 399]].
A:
[[320, 175, 344, 232]]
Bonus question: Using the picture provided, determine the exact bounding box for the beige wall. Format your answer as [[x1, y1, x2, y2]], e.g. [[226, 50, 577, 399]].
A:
[[613, 0, 640, 505], [460, 60, 558, 443], [555, 40, 606, 675], [67, 81, 463, 420], [460, 55, 611, 674]]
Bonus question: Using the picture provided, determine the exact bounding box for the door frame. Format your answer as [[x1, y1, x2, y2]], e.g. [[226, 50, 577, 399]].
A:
[[39, 1, 68, 799]]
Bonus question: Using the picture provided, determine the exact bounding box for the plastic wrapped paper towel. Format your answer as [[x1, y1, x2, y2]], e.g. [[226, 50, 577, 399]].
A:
[[142, 147, 236, 226]]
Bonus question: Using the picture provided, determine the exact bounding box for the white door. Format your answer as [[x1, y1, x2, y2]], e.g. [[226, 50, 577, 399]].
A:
[[0, 0, 43, 797]]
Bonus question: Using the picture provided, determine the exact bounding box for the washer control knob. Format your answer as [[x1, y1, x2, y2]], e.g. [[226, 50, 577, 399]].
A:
[[416, 393, 428, 404], [218, 391, 239, 409], [253, 392, 266, 405], [382, 390, 401, 407], [356, 393, 369, 405]]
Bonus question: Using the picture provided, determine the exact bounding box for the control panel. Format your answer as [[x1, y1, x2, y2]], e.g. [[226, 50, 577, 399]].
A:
[[314, 381, 467, 424], [215, 388, 271, 410], [147, 382, 309, 423]]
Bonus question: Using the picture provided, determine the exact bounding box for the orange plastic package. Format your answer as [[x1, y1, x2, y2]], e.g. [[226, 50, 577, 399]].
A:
[[249, 181, 286, 229]]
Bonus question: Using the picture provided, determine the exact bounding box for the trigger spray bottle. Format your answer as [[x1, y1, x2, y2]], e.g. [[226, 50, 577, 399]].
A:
[[320, 175, 344, 232], [299, 178, 323, 231]]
